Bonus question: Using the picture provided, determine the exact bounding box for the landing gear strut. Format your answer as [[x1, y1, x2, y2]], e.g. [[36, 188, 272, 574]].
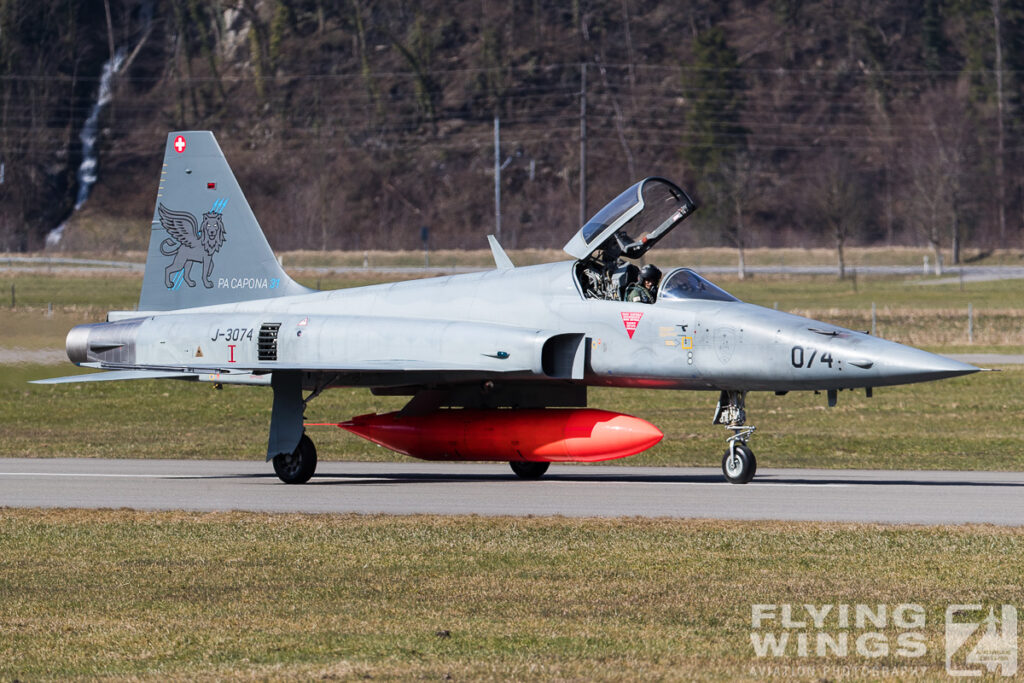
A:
[[714, 390, 757, 484]]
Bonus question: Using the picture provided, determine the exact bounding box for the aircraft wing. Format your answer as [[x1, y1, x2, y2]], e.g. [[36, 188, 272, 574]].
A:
[[31, 369, 198, 384], [31, 356, 548, 385]]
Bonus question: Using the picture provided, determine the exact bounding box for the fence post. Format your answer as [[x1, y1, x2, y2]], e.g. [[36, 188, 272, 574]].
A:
[[968, 303, 974, 344]]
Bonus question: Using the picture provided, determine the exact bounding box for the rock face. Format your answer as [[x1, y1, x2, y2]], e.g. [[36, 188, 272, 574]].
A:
[[1, 1, 1020, 253]]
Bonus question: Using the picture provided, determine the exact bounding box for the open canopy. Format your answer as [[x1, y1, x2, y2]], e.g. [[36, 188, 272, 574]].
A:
[[562, 177, 697, 261]]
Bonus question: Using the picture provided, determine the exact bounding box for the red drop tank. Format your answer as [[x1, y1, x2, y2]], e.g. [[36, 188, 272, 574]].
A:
[[336, 408, 663, 463]]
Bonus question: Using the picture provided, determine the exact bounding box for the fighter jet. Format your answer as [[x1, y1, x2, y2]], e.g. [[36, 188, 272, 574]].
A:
[[35, 132, 981, 484]]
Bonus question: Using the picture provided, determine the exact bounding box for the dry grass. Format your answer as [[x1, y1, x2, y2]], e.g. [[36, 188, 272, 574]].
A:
[[1, 509, 1022, 680], [790, 307, 1024, 347], [272, 246, 1024, 269], [3, 269, 1023, 353], [9, 245, 1024, 269]]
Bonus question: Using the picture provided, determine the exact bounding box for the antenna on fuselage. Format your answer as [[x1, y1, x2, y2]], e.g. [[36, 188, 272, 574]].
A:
[[487, 235, 515, 271]]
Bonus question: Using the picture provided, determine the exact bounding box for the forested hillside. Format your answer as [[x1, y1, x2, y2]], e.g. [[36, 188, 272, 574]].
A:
[[2, 0, 1023, 264]]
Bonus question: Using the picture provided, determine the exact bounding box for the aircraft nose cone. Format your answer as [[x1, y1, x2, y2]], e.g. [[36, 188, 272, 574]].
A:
[[871, 344, 980, 384]]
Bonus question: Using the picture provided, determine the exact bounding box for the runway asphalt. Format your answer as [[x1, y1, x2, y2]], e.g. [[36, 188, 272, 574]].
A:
[[1, 458, 1022, 525]]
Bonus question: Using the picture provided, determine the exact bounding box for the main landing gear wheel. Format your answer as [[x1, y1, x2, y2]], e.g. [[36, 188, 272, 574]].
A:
[[273, 433, 318, 484], [509, 461, 550, 479], [722, 443, 756, 484]]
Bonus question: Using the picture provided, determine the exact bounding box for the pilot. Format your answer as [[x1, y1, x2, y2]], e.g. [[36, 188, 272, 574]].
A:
[[625, 264, 661, 304]]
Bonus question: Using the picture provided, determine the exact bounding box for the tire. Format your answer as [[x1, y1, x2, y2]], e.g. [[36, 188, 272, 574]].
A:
[[509, 461, 550, 479], [273, 433, 318, 484], [721, 444, 756, 484]]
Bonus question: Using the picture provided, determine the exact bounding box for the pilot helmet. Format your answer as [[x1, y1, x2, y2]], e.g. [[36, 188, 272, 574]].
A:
[[639, 264, 662, 285]]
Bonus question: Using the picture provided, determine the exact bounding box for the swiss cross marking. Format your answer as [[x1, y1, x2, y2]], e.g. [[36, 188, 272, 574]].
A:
[[174, 135, 186, 153]]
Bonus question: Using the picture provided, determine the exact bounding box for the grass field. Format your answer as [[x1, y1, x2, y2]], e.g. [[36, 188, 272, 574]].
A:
[[7, 362, 1024, 471], [3, 256, 1023, 681], [1, 509, 1021, 680]]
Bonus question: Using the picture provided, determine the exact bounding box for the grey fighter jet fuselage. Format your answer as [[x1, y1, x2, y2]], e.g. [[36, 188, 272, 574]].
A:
[[37, 132, 980, 484]]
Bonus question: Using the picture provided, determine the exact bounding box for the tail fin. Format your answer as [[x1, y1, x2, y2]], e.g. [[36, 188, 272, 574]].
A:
[[138, 131, 312, 311]]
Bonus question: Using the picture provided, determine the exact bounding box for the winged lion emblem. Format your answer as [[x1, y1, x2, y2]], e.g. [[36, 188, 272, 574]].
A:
[[158, 200, 228, 289]]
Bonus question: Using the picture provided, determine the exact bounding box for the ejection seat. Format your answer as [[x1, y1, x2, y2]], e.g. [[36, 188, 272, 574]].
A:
[[618, 263, 639, 301]]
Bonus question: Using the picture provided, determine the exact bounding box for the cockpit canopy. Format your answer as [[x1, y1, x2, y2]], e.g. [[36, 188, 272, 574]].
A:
[[563, 177, 696, 261], [569, 177, 702, 302], [658, 268, 738, 302]]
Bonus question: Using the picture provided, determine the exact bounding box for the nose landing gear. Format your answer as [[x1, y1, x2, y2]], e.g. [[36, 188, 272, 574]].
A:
[[714, 391, 757, 484], [722, 426, 757, 484]]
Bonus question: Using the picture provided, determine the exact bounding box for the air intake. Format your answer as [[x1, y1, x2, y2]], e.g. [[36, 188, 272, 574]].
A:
[[258, 323, 281, 361]]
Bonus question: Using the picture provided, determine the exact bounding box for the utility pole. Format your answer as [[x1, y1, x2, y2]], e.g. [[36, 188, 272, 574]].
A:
[[579, 63, 587, 227], [993, 0, 1007, 242], [494, 116, 501, 242]]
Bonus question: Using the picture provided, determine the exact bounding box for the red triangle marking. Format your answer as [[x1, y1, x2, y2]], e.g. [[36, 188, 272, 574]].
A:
[[621, 312, 644, 339]]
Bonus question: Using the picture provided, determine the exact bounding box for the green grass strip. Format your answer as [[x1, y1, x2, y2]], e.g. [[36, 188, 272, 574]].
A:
[[1, 510, 1021, 680]]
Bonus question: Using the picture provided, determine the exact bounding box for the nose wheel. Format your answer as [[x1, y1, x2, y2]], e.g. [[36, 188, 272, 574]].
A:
[[721, 428, 757, 484], [713, 390, 757, 484]]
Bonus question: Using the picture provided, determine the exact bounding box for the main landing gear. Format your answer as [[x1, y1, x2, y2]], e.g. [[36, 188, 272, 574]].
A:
[[714, 390, 757, 484], [269, 372, 335, 484], [509, 461, 550, 479], [273, 433, 318, 484]]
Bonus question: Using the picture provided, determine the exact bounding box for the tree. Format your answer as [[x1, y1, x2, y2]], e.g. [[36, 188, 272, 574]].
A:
[[387, 12, 442, 129], [680, 27, 747, 181], [900, 90, 976, 272], [705, 151, 764, 279], [681, 26, 749, 267], [810, 150, 871, 280]]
